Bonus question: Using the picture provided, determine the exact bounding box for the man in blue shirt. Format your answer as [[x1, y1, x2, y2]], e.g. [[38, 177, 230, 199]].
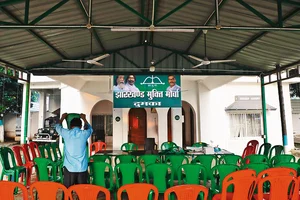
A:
[[55, 113, 93, 188]]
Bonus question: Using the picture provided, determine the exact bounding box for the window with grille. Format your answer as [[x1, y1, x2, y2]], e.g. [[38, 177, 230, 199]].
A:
[[229, 113, 262, 138]]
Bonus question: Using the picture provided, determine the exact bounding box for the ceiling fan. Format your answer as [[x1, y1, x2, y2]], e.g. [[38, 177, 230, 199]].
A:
[[62, 54, 110, 67], [188, 30, 236, 68]]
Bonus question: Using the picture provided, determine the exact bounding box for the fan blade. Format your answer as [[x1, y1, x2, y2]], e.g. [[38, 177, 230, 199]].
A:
[[188, 55, 204, 62], [192, 63, 204, 68], [92, 62, 104, 67], [210, 59, 236, 64], [62, 59, 87, 63], [92, 54, 110, 61]]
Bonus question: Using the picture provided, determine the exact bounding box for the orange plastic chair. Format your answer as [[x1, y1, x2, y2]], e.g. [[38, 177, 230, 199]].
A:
[[29, 142, 41, 159], [90, 141, 107, 156], [164, 184, 208, 200], [117, 183, 159, 200], [212, 169, 257, 200], [242, 145, 255, 159], [12, 145, 35, 185], [30, 181, 69, 200], [256, 175, 298, 200], [69, 184, 110, 200], [257, 167, 297, 178], [0, 180, 28, 200], [247, 140, 259, 154]]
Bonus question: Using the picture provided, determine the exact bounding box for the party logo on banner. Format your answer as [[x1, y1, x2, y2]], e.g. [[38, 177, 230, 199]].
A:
[[113, 75, 181, 108]]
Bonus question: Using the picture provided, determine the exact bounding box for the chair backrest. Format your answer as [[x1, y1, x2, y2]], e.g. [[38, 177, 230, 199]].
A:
[[137, 154, 161, 167], [90, 141, 107, 156], [257, 175, 298, 200], [69, 184, 110, 200], [34, 157, 56, 181], [258, 142, 271, 157], [38, 145, 46, 158], [44, 144, 54, 161], [66, 113, 80, 129], [30, 181, 68, 200], [241, 163, 269, 175], [50, 143, 63, 161], [241, 145, 255, 159], [160, 141, 178, 151], [269, 154, 295, 166], [22, 143, 34, 161], [120, 142, 138, 151], [192, 142, 208, 147], [242, 154, 269, 165], [114, 163, 142, 188], [247, 140, 259, 153], [275, 163, 300, 176], [146, 163, 173, 193], [89, 155, 111, 164], [90, 161, 114, 190], [0, 181, 28, 200], [114, 155, 137, 164], [257, 167, 297, 178], [117, 183, 159, 200], [11, 145, 26, 166], [191, 155, 217, 173], [144, 138, 157, 150], [218, 154, 242, 166], [177, 164, 207, 185], [164, 185, 208, 200], [268, 145, 284, 159], [219, 169, 257, 200], [0, 147, 17, 170], [165, 155, 189, 180], [29, 142, 41, 158]]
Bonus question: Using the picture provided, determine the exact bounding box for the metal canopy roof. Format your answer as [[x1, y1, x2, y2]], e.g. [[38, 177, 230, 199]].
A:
[[1, 0, 300, 76]]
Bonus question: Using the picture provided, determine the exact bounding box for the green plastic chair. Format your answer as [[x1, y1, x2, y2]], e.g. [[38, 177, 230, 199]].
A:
[[218, 154, 242, 166], [191, 155, 217, 175], [90, 161, 115, 198], [120, 143, 138, 151], [0, 147, 27, 185], [192, 142, 208, 147], [50, 143, 63, 162], [177, 164, 207, 186], [268, 145, 284, 159], [38, 145, 46, 158], [34, 157, 62, 182], [114, 163, 142, 189], [241, 163, 269, 175], [66, 113, 81, 129], [146, 163, 173, 194], [258, 143, 271, 157], [270, 154, 296, 166], [275, 162, 300, 175], [242, 154, 269, 166], [114, 155, 137, 165], [209, 164, 239, 196], [165, 155, 189, 180], [138, 154, 161, 181], [160, 142, 178, 151], [88, 155, 112, 183]]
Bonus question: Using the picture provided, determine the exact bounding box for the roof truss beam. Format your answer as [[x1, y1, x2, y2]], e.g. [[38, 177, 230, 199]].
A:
[[155, 0, 192, 25], [24, 0, 29, 24], [282, 0, 300, 7], [185, 0, 228, 53], [75, 0, 106, 51], [29, 0, 69, 25], [236, 0, 277, 27], [0, 0, 24, 7], [115, 0, 151, 25], [0, 7, 67, 59], [116, 52, 141, 69], [225, 7, 300, 59]]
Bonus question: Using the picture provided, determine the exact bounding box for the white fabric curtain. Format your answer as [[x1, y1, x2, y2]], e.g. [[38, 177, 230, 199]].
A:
[[230, 114, 246, 137], [230, 113, 261, 137]]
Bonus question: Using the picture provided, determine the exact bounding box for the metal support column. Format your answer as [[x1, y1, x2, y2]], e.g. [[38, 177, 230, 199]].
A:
[[276, 65, 288, 152], [260, 75, 268, 143], [22, 73, 31, 144]]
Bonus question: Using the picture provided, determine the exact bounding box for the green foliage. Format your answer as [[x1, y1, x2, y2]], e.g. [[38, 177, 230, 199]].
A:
[[0, 75, 23, 117]]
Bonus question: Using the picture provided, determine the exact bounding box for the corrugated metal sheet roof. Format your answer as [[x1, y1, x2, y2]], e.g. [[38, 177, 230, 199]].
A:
[[1, 0, 300, 76], [225, 95, 276, 111]]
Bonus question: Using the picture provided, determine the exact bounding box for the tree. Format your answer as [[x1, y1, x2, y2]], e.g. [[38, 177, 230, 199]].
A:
[[290, 83, 300, 98]]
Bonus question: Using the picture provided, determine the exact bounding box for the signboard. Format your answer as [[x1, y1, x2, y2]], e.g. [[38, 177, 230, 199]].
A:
[[113, 75, 181, 108]]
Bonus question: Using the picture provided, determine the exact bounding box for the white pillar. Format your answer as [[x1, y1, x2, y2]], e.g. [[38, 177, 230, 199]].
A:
[[38, 91, 46, 129], [171, 107, 183, 147], [0, 118, 4, 143], [156, 108, 168, 149], [113, 108, 123, 150], [21, 82, 31, 144]]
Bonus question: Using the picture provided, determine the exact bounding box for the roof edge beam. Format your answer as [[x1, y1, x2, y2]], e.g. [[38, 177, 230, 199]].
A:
[[116, 52, 141, 69], [225, 7, 300, 59], [185, 0, 228, 52], [236, 0, 276, 27], [0, 0, 24, 7], [29, 0, 69, 25], [155, 0, 192, 25], [115, 0, 151, 25], [1, 7, 67, 59]]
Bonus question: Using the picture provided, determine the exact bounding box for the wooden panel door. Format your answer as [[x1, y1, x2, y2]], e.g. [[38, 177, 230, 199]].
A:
[[129, 108, 146, 145]]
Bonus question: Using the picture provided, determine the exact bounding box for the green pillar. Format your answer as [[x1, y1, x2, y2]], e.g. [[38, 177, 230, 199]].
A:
[[23, 74, 31, 144], [260, 76, 268, 143]]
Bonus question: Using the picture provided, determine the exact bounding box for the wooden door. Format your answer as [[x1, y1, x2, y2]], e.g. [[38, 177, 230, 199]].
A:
[[129, 108, 146, 145]]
